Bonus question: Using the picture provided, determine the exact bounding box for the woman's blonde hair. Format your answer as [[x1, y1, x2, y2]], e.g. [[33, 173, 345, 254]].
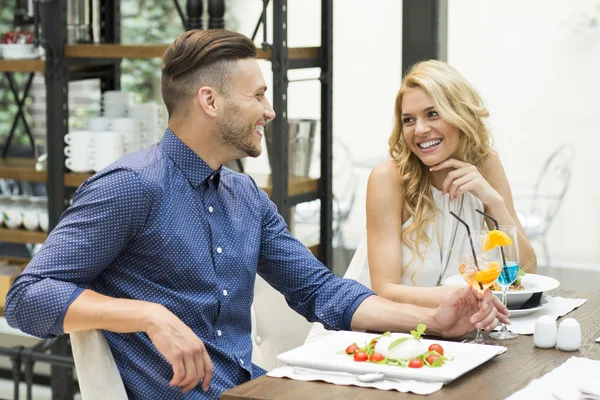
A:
[[388, 60, 493, 281]]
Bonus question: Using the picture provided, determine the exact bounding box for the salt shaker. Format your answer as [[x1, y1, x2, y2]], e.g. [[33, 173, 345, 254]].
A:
[[534, 315, 557, 348], [556, 318, 581, 351]]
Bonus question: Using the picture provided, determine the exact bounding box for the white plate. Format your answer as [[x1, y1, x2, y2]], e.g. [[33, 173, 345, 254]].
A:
[[510, 294, 550, 318], [442, 273, 560, 308], [277, 330, 505, 384]]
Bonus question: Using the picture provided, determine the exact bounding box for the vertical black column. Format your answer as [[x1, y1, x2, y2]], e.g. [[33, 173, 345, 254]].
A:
[[208, 0, 225, 29], [319, 0, 333, 268], [271, 0, 290, 224], [100, 0, 121, 91], [402, 0, 448, 74], [186, 0, 203, 30], [42, 0, 75, 398]]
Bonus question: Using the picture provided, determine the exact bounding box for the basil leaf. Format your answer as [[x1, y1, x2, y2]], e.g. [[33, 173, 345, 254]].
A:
[[388, 337, 410, 350]]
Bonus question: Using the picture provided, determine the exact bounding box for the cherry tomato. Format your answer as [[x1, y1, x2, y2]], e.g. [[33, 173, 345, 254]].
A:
[[369, 353, 385, 363], [425, 354, 441, 365], [345, 344, 358, 354], [428, 344, 445, 356], [353, 351, 368, 362], [408, 359, 423, 368]]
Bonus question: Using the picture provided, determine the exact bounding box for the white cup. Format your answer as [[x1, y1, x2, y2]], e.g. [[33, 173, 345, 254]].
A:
[[4, 196, 25, 229], [103, 104, 128, 118], [111, 117, 141, 133], [65, 157, 92, 173], [103, 91, 134, 104], [534, 315, 558, 349], [38, 211, 49, 232], [64, 145, 89, 158], [91, 156, 118, 172], [557, 318, 582, 351], [88, 116, 112, 132], [64, 130, 94, 145], [23, 210, 40, 231], [129, 102, 161, 131]]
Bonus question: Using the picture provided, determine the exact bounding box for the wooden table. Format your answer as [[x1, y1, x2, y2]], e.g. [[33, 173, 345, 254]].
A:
[[221, 290, 600, 399]]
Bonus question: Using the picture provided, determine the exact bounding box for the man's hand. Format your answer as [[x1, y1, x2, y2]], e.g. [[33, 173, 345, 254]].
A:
[[146, 305, 213, 393], [433, 286, 510, 338]]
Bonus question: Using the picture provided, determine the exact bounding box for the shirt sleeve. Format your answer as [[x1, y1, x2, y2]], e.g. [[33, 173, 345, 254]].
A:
[[253, 179, 374, 331], [4, 168, 152, 338]]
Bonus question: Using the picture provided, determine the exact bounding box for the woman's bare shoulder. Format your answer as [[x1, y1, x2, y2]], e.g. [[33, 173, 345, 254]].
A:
[[369, 160, 403, 188]]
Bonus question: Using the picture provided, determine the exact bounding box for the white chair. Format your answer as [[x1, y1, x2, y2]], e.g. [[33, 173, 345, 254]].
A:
[[515, 144, 575, 267], [70, 275, 313, 398], [251, 275, 313, 371], [70, 330, 128, 400]]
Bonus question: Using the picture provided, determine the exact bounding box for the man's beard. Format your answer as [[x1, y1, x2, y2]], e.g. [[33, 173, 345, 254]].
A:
[[217, 101, 261, 158]]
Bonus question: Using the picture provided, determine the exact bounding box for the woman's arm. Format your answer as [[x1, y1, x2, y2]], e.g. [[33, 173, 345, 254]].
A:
[[366, 161, 458, 308]]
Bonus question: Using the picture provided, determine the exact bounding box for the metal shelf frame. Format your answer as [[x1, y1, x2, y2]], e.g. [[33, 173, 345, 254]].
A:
[[1, 0, 335, 398]]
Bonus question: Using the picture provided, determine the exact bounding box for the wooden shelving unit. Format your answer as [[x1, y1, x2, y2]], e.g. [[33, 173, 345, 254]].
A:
[[64, 44, 319, 61], [0, 59, 45, 72]]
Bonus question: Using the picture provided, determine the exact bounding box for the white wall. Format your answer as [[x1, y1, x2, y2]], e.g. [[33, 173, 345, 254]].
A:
[[231, 0, 600, 268], [448, 0, 600, 267]]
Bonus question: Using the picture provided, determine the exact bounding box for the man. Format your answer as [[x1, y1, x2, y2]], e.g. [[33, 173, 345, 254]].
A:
[[5, 30, 508, 399]]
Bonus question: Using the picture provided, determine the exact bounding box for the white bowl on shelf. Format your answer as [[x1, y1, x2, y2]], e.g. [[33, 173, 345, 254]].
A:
[[1, 43, 39, 60], [442, 273, 560, 308]]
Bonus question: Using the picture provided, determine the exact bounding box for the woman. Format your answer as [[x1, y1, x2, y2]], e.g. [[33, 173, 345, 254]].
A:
[[365, 59, 536, 309], [304, 60, 521, 344]]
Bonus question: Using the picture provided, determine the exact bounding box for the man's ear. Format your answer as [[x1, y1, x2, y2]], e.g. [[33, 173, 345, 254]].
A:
[[197, 86, 218, 117]]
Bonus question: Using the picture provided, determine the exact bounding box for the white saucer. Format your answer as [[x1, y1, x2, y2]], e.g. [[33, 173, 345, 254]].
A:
[[509, 294, 550, 318]]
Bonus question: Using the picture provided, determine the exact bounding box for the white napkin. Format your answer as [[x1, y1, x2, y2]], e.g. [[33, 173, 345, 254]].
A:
[[503, 296, 587, 335], [506, 357, 600, 400], [267, 366, 444, 395]]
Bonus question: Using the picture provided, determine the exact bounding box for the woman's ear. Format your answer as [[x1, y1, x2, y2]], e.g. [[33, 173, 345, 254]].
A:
[[197, 86, 218, 117]]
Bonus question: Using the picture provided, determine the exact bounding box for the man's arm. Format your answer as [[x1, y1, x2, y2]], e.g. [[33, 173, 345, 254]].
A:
[[5, 169, 150, 337], [351, 286, 505, 338], [253, 179, 373, 331]]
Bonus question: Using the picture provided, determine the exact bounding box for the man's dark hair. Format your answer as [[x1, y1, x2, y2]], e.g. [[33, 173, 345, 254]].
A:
[[161, 29, 257, 118]]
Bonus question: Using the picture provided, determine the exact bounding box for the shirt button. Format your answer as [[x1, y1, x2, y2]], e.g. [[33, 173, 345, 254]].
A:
[[217, 247, 222, 254], [240, 359, 244, 365], [208, 206, 214, 213], [255, 336, 262, 345], [217, 330, 222, 336], [223, 289, 228, 296]]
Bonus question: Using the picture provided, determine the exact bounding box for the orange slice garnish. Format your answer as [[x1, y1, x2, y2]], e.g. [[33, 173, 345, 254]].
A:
[[482, 230, 513, 252], [474, 262, 502, 285]]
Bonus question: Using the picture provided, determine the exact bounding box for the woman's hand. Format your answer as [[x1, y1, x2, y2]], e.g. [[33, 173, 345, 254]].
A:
[[430, 158, 503, 207]]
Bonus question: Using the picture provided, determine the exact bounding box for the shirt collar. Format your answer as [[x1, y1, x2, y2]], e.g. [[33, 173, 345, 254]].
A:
[[160, 128, 221, 188]]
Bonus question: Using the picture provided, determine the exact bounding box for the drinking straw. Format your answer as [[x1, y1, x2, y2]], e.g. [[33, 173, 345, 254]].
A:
[[475, 209, 511, 284], [449, 211, 483, 290]]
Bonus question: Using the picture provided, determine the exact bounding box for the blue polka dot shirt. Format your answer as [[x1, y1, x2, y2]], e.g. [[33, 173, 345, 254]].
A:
[[5, 128, 374, 399]]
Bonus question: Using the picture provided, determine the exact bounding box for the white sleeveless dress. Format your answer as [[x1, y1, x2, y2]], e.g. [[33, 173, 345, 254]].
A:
[[305, 187, 484, 343]]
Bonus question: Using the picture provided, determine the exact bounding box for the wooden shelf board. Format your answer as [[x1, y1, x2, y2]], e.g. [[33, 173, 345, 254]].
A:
[[0, 158, 93, 188], [64, 44, 319, 61], [0, 59, 45, 72], [0, 227, 47, 244], [251, 173, 319, 197]]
